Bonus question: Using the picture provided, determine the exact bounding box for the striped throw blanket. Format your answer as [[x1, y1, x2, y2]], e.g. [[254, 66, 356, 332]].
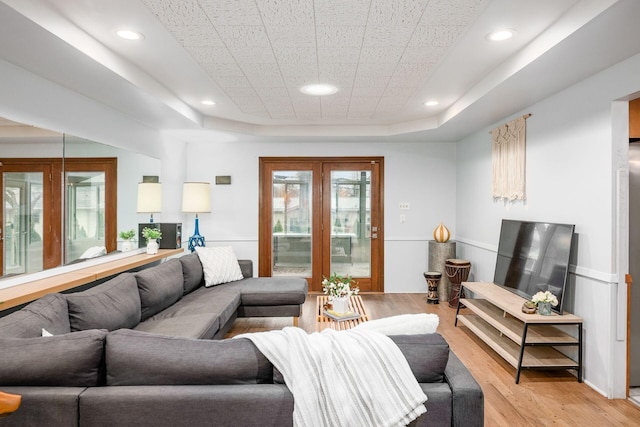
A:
[[238, 327, 427, 427]]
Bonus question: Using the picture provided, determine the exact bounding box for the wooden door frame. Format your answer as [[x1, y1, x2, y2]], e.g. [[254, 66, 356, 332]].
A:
[[258, 157, 384, 292]]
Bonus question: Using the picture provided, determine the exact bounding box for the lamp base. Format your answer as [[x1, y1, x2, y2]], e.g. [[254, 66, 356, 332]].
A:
[[188, 216, 206, 252], [188, 234, 206, 252]]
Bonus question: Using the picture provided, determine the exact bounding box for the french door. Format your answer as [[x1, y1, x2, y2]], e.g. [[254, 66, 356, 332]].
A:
[[259, 157, 384, 292], [0, 159, 62, 275], [63, 158, 117, 264]]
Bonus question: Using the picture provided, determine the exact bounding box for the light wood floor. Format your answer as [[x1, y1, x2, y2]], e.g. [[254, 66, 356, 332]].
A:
[[226, 293, 640, 427]]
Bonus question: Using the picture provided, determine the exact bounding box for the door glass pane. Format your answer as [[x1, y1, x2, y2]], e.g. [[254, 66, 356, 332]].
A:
[[66, 172, 106, 263], [331, 170, 371, 277], [3, 172, 44, 275], [272, 171, 312, 277]]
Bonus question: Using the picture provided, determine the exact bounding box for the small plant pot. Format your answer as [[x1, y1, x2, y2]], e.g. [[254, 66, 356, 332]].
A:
[[146, 240, 159, 255], [121, 241, 135, 252], [332, 297, 350, 314], [537, 301, 552, 316]]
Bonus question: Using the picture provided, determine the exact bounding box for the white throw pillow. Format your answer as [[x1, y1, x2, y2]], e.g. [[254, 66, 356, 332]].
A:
[[42, 328, 53, 337], [195, 246, 244, 287], [353, 313, 439, 335]]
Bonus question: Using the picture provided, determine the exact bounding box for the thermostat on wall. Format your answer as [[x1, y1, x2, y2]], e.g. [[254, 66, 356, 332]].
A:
[[216, 175, 231, 185]]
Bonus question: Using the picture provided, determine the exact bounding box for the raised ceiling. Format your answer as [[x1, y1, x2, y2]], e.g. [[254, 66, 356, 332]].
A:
[[1, 0, 638, 141]]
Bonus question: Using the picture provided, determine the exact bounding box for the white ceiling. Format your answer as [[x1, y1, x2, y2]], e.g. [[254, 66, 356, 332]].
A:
[[1, 0, 639, 142]]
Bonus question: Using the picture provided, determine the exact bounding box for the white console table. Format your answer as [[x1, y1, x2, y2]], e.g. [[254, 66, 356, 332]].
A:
[[455, 282, 583, 383]]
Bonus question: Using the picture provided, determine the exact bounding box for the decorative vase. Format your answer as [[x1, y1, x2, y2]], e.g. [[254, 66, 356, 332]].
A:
[[146, 240, 159, 255], [121, 241, 135, 252], [331, 297, 350, 314], [538, 301, 552, 316], [433, 223, 451, 243]]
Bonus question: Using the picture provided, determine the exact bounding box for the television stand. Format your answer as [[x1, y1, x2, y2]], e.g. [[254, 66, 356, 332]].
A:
[[455, 282, 582, 383]]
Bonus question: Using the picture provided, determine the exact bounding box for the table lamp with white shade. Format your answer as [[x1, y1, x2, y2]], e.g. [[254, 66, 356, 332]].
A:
[[182, 182, 211, 252], [137, 182, 162, 223]]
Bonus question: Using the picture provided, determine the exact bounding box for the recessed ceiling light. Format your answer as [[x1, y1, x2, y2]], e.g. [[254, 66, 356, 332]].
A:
[[300, 84, 338, 96], [424, 100, 439, 107], [486, 29, 516, 42], [201, 100, 216, 106], [116, 29, 144, 41]]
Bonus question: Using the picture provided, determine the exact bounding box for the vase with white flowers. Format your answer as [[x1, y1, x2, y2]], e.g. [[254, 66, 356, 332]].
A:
[[531, 290, 558, 316], [322, 273, 359, 314]]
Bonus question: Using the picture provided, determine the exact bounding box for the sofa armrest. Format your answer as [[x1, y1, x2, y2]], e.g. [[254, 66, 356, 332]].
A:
[[444, 350, 484, 427], [238, 260, 253, 278]]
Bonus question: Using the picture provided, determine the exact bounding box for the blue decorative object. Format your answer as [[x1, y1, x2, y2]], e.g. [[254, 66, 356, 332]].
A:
[[182, 182, 211, 252], [188, 214, 206, 252]]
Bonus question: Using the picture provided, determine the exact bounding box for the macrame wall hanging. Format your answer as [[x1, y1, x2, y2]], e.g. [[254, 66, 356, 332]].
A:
[[491, 114, 530, 201]]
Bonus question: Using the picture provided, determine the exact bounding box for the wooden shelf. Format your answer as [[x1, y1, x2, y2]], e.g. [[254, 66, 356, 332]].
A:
[[457, 314, 578, 369], [455, 282, 583, 383], [461, 299, 579, 345], [0, 248, 184, 311], [461, 282, 582, 324]]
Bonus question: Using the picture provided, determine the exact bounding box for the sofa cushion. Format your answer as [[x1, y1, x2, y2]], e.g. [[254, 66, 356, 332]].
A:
[[390, 333, 450, 383], [195, 246, 244, 287], [105, 329, 273, 385], [134, 259, 184, 321], [0, 329, 107, 386], [67, 273, 141, 331], [234, 277, 308, 306], [22, 293, 71, 333], [179, 253, 204, 294], [238, 259, 253, 278], [155, 285, 241, 333], [133, 314, 219, 339], [0, 293, 70, 338]]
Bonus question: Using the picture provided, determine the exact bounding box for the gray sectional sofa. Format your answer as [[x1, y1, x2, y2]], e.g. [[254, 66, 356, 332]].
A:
[[0, 253, 484, 426], [0, 254, 307, 341]]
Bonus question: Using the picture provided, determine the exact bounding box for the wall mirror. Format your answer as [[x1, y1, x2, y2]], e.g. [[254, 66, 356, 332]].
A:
[[0, 117, 160, 281]]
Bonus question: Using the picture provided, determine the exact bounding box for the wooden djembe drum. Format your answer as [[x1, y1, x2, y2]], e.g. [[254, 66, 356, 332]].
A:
[[423, 272, 442, 304], [445, 259, 471, 308]]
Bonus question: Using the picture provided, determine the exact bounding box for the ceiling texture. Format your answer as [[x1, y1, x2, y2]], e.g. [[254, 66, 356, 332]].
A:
[[1, 0, 639, 142]]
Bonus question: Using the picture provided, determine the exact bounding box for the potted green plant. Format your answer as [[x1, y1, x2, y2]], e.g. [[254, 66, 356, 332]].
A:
[[119, 229, 136, 252], [142, 227, 162, 255]]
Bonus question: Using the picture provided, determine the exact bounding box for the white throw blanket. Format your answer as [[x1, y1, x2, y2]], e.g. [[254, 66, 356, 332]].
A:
[[353, 313, 439, 335], [238, 327, 427, 427]]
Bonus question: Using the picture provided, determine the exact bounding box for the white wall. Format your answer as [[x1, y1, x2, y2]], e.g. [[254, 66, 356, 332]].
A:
[[181, 140, 456, 292], [456, 52, 640, 397], [0, 58, 165, 159]]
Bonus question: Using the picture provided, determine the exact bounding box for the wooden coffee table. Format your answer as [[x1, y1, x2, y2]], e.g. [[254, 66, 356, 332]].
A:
[[316, 295, 370, 331]]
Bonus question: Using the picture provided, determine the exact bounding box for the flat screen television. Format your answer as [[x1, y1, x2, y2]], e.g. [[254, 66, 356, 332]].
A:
[[493, 219, 575, 313]]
